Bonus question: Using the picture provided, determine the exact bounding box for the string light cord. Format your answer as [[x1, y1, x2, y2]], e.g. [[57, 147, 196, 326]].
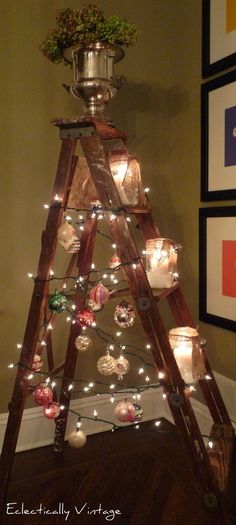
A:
[[32, 256, 142, 284], [12, 361, 192, 392], [54, 403, 221, 443]]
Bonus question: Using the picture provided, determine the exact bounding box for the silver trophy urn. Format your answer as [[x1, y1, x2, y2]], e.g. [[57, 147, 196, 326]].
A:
[[68, 42, 125, 119]]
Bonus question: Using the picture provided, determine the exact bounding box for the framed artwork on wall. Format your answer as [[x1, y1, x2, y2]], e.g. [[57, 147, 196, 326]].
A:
[[201, 70, 236, 201], [199, 206, 236, 332], [202, 0, 236, 77]]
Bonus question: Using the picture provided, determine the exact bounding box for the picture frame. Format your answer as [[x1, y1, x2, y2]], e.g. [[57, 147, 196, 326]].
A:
[[202, 0, 236, 78], [199, 206, 236, 332], [201, 70, 236, 201]]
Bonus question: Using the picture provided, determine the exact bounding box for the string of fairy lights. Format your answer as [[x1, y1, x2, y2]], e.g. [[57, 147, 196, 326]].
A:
[[6, 193, 227, 451]]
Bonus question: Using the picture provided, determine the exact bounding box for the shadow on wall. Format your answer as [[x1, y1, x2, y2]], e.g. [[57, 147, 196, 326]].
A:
[[110, 81, 190, 134]]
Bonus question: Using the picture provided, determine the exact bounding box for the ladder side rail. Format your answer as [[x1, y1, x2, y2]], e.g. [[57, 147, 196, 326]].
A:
[[137, 212, 232, 425], [53, 214, 98, 452], [0, 138, 77, 513], [79, 129, 221, 500]]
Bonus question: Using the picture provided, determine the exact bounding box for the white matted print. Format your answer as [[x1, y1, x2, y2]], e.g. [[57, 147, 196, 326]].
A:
[[203, 0, 236, 77], [201, 70, 236, 201], [199, 207, 236, 331]]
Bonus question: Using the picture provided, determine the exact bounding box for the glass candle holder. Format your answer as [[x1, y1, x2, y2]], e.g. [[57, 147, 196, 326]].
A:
[[168, 326, 206, 384], [146, 238, 178, 289], [109, 154, 141, 206]]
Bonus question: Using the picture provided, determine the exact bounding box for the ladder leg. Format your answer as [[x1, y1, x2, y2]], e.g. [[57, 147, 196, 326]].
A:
[[53, 214, 98, 452], [138, 212, 232, 426], [0, 138, 76, 513]]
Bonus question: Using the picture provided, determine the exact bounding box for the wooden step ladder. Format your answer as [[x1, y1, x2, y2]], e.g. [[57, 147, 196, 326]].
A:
[[0, 117, 234, 519]]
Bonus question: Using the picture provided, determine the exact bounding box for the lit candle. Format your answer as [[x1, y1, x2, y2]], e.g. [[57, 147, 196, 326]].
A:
[[146, 238, 178, 288], [169, 326, 199, 383], [109, 155, 139, 206]]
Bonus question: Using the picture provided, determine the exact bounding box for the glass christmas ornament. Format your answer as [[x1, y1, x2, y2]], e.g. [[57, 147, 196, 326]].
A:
[[90, 199, 102, 211], [115, 354, 130, 380], [87, 298, 104, 312], [68, 429, 87, 448], [114, 399, 136, 422], [33, 384, 53, 406], [114, 301, 136, 328], [90, 283, 110, 305], [109, 254, 121, 270], [31, 354, 43, 371], [43, 403, 61, 419], [77, 308, 96, 327], [169, 326, 206, 384], [146, 238, 178, 289], [66, 238, 81, 254], [97, 352, 116, 376], [57, 221, 79, 251], [109, 154, 141, 206], [48, 290, 68, 313], [133, 403, 144, 422], [75, 334, 92, 352]]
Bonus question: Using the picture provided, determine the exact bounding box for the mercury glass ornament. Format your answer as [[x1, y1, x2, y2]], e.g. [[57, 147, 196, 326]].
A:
[[31, 354, 43, 371], [90, 283, 110, 305], [66, 238, 81, 254], [75, 334, 92, 352], [109, 254, 121, 270], [114, 399, 136, 422], [115, 355, 130, 380], [77, 308, 96, 327], [48, 290, 68, 313], [57, 221, 78, 251], [87, 298, 104, 313], [114, 301, 136, 328], [43, 402, 61, 419], [97, 353, 116, 376], [33, 384, 53, 406], [133, 403, 144, 422], [68, 429, 87, 448]]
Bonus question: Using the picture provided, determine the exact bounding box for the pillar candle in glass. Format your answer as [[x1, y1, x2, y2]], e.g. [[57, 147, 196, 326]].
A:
[[109, 153, 140, 206], [168, 326, 200, 384], [146, 238, 178, 289]]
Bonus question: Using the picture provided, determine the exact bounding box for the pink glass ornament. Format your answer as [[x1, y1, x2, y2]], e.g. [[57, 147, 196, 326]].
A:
[[43, 403, 61, 419], [33, 384, 53, 406], [77, 308, 96, 327], [115, 355, 130, 380], [114, 400, 136, 422], [90, 283, 110, 305]]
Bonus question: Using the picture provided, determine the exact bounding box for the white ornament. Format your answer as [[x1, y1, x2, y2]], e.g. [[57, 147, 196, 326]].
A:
[[68, 430, 87, 448], [57, 221, 78, 251], [97, 353, 116, 376]]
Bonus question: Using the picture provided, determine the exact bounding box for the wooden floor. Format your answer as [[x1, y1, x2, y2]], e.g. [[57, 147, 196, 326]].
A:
[[2, 419, 236, 525]]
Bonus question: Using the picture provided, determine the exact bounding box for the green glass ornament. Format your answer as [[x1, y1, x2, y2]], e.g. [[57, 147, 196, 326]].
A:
[[48, 290, 68, 313]]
